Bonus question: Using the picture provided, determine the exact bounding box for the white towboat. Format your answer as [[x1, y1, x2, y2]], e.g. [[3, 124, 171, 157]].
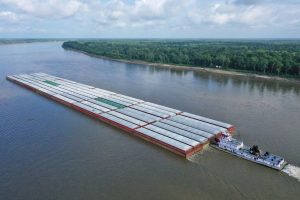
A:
[[211, 135, 287, 170]]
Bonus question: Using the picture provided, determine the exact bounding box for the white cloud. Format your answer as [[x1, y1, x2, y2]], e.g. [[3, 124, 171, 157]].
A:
[[0, 11, 20, 22], [0, 0, 299, 37], [0, 0, 87, 19], [86, 0, 188, 28], [131, 0, 173, 20], [187, 1, 298, 28], [1, 0, 298, 28], [83, 0, 299, 31]]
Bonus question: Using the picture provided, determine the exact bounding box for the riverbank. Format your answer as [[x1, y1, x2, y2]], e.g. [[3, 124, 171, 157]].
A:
[[64, 47, 300, 84]]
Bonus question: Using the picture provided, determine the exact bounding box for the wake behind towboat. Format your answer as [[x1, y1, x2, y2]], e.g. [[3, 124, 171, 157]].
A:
[[211, 135, 287, 170]]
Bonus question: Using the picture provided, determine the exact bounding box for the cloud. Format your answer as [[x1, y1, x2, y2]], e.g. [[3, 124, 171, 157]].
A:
[[0, 0, 299, 37], [84, 0, 300, 30], [233, 0, 262, 5], [131, 0, 177, 20], [187, 0, 298, 28], [86, 0, 188, 28], [0, 0, 87, 19], [1, 0, 298, 28], [0, 11, 20, 22]]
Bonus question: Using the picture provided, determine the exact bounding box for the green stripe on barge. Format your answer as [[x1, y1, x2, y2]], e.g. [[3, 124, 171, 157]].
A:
[[43, 80, 60, 86], [95, 97, 126, 109]]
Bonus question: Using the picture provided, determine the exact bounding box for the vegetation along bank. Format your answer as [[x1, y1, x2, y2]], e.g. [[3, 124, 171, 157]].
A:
[[62, 40, 300, 78]]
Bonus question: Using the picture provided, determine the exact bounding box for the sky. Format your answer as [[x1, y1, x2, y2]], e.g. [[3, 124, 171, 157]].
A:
[[0, 0, 299, 38]]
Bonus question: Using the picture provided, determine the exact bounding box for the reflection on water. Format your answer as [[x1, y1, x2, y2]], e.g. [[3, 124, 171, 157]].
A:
[[0, 42, 300, 200], [148, 65, 300, 96], [192, 70, 300, 95]]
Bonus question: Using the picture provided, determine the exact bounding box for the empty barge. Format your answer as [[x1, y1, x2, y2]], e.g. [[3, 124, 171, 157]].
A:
[[6, 73, 236, 157]]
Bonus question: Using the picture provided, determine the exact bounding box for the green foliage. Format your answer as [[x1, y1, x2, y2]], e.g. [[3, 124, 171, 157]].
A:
[[62, 39, 300, 77]]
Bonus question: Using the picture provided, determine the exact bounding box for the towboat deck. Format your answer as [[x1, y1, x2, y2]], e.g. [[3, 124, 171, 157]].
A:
[[6, 73, 235, 157], [212, 137, 287, 170]]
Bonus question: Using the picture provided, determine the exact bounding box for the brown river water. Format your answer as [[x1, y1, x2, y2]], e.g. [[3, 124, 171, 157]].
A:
[[0, 42, 299, 199]]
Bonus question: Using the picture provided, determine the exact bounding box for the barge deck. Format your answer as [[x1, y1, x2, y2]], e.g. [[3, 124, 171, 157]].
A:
[[6, 72, 236, 157]]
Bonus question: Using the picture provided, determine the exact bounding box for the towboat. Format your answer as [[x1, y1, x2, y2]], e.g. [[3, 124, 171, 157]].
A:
[[211, 135, 287, 170]]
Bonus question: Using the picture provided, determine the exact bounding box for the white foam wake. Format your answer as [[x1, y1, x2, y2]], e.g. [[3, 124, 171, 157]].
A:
[[282, 164, 300, 182]]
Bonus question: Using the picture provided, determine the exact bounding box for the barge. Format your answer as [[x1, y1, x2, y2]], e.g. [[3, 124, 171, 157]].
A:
[[6, 73, 236, 158]]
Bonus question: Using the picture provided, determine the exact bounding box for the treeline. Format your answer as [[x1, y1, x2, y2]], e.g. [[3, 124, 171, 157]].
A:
[[62, 40, 300, 77]]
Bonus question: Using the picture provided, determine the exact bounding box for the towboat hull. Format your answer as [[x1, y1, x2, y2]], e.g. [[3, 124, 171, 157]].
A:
[[211, 144, 287, 170]]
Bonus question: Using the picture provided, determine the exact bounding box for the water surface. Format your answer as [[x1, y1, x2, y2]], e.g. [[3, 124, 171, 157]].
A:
[[0, 42, 299, 200]]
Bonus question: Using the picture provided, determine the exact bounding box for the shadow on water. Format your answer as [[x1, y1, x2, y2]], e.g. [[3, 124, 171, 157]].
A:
[[147, 65, 300, 96], [148, 65, 190, 77]]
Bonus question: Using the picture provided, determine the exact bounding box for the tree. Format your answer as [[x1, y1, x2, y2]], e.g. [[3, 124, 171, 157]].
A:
[[258, 58, 268, 73]]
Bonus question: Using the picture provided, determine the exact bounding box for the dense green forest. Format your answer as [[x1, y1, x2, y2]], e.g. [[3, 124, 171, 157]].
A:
[[62, 40, 300, 77]]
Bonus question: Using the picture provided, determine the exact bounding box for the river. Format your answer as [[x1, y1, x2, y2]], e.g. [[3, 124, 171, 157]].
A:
[[0, 42, 299, 199]]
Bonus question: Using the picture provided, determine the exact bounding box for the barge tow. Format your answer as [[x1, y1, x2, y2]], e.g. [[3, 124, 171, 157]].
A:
[[6, 72, 288, 171]]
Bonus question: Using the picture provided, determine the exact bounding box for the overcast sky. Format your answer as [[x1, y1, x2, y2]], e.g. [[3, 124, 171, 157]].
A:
[[0, 0, 299, 38]]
